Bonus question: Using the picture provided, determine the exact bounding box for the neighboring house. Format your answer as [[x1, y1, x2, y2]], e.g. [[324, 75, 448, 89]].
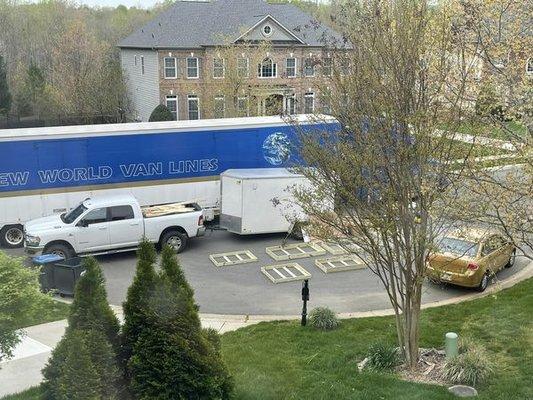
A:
[[118, 0, 345, 122]]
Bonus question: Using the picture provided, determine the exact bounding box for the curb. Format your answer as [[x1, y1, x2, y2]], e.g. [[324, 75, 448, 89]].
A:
[[43, 260, 533, 326], [197, 259, 533, 324]]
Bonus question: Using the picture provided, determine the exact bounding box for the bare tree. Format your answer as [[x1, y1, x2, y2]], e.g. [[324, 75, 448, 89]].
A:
[[289, 0, 497, 369], [456, 0, 532, 257], [181, 40, 278, 119]]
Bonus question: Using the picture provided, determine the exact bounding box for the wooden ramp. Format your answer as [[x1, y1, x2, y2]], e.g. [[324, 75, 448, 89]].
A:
[[142, 202, 196, 218]]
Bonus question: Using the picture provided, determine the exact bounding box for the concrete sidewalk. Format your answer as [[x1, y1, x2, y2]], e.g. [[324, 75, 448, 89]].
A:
[[0, 313, 258, 398], [1, 260, 531, 398]]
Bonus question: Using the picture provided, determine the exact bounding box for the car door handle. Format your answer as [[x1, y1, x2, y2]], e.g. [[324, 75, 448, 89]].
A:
[[130, 223, 140, 226], [99, 227, 107, 231]]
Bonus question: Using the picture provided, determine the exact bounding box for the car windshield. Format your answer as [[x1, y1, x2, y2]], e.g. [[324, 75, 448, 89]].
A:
[[438, 237, 479, 258], [62, 203, 88, 224]]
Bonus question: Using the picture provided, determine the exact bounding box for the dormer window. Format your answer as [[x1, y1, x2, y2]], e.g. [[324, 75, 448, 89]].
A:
[[262, 24, 273, 37]]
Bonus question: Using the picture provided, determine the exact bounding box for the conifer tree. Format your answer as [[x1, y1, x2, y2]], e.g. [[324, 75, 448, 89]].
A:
[[160, 244, 194, 299], [128, 246, 233, 399], [42, 258, 123, 400], [68, 257, 120, 348], [121, 239, 157, 364], [54, 330, 101, 400]]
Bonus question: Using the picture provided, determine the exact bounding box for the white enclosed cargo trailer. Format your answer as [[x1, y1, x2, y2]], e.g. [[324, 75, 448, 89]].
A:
[[0, 115, 338, 247], [220, 168, 310, 235]]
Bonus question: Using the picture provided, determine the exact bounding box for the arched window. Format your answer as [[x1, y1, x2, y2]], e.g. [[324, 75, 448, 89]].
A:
[[526, 58, 533, 75], [258, 58, 277, 78]]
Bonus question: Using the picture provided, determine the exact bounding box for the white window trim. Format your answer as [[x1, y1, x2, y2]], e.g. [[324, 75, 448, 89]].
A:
[[262, 24, 273, 37], [304, 92, 315, 114], [237, 96, 250, 117], [187, 95, 200, 120], [165, 95, 178, 121], [526, 58, 533, 75], [186, 57, 199, 79], [237, 57, 249, 78], [213, 58, 225, 79], [163, 57, 177, 79], [214, 95, 225, 118], [303, 58, 315, 78], [258, 58, 278, 79], [286, 57, 297, 78], [322, 58, 333, 77], [285, 94, 296, 115]]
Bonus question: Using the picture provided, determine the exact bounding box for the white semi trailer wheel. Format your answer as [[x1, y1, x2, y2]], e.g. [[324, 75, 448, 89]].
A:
[[1, 225, 24, 248]]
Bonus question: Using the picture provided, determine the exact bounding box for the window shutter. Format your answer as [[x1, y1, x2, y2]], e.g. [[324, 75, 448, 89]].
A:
[[198, 58, 202, 78]]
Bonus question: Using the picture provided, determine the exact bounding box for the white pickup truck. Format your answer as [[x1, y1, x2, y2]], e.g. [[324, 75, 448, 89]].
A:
[[24, 194, 205, 258]]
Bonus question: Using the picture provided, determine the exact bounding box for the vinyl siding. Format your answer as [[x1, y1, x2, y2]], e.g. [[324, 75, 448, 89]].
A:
[[121, 49, 160, 122]]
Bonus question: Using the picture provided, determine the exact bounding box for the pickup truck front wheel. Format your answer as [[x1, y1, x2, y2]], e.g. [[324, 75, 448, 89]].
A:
[[44, 243, 74, 260], [161, 231, 188, 253]]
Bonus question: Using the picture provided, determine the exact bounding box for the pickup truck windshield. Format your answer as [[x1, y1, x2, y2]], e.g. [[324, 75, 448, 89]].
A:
[[62, 203, 88, 224], [438, 237, 479, 258]]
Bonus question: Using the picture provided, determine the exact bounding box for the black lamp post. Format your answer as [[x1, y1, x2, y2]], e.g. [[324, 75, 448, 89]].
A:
[[301, 279, 309, 326]]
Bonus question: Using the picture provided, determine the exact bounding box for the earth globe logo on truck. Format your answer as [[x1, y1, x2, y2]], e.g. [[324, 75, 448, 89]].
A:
[[262, 132, 291, 166]]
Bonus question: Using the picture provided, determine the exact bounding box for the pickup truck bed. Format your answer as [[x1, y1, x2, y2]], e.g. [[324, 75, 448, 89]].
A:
[[142, 201, 198, 218]]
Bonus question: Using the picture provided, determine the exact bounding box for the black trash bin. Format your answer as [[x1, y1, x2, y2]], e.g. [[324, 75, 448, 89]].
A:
[[31, 254, 65, 292], [53, 257, 85, 296]]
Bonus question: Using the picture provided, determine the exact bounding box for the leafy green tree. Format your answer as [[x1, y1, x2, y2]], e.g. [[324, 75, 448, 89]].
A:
[[128, 246, 233, 399], [0, 55, 12, 115], [0, 252, 54, 363], [149, 104, 175, 122], [41, 258, 123, 399], [121, 239, 157, 365]]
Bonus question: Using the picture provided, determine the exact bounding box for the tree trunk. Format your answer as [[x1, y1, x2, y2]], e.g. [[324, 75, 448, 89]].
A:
[[403, 282, 423, 369]]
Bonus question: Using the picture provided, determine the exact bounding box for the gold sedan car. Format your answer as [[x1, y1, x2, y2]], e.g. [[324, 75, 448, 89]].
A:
[[426, 229, 516, 291]]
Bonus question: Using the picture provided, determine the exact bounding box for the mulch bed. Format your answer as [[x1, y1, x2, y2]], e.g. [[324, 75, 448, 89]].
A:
[[397, 348, 448, 386]]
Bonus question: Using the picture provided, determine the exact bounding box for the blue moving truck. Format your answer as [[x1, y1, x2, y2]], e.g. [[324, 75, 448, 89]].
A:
[[0, 115, 337, 247]]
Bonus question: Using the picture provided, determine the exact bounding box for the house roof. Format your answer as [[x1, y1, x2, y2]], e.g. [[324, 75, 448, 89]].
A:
[[118, 0, 345, 49]]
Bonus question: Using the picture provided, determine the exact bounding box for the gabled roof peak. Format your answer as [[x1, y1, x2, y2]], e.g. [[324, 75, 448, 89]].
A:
[[119, 0, 344, 50]]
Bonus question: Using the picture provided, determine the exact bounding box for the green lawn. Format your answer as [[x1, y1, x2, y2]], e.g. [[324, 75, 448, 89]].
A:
[[221, 278, 533, 400], [443, 121, 528, 141], [13, 299, 70, 330], [3, 279, 532, 400], [1, 388, 41, 400]]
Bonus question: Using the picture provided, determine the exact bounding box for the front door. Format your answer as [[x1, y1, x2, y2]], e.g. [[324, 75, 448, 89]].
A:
[[263, 94, 284, 116], [76, 207, 110, 252]]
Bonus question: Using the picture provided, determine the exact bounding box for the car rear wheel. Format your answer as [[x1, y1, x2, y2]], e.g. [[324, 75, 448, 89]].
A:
[[44, 243, 74, 260], [477, 272, 490, 292], [1, 225, 24, 248], [161, 231, 188, 253], [505, 250, 516, 268]]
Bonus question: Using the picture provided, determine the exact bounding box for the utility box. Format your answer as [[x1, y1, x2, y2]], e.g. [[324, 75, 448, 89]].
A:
[[220, 169, 309, 235], [53, 257, 85, 296]]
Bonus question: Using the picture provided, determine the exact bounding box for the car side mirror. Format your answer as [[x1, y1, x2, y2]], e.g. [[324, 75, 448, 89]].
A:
[[77, 220, 88, 228]]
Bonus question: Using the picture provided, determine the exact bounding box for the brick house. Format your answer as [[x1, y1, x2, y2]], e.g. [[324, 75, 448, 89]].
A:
[[118, 0, 344, 122]]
